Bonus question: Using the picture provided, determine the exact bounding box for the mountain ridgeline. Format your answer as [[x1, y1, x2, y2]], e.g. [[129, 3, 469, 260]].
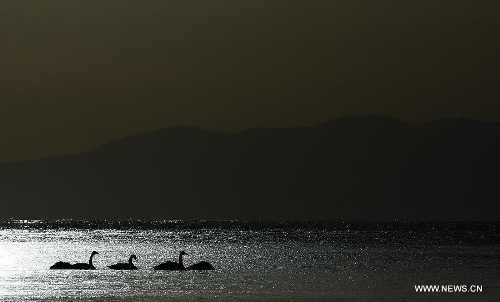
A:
[[1, 116, 499, 220]]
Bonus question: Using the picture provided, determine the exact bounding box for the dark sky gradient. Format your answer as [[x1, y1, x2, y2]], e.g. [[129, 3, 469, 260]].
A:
[[1, 0, 499, 163]]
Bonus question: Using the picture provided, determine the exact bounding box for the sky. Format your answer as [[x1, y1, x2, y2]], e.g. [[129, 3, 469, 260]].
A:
[[1, 0, 499, 163]]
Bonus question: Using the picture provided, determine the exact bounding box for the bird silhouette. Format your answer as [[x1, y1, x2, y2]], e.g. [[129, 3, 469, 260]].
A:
[[108, 254, 138, 270], [186, 260, 215, 270], [50, 251, 99, 270], [154, 251, 187, 270], [154, 250, 215, 270]]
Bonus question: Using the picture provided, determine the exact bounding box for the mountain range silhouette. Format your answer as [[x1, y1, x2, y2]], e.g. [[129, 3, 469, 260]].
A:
[[1, 116, 499, 220]]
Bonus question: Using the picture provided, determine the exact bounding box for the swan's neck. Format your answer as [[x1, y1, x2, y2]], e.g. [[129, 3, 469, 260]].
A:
[[89, 254, 95, 266], [178, 253, 184, 269], [129, 256, 134, 265]]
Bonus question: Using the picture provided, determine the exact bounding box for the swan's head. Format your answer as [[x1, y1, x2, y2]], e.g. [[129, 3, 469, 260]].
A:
[[180, 251, 188, 256], [91, 251, 99, 256], [131, 254, 137, 260]]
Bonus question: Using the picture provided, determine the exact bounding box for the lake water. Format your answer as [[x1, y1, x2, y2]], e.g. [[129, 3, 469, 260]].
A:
[[0, 220, 499, 301]]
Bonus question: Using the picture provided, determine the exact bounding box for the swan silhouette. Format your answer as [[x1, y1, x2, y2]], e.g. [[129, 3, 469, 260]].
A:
[[50, 251, 99, 270], [108, 254, 138, 270], [154, 250, 187, 270], [154, 251, 215, 270], [186, 260, 215, 270]]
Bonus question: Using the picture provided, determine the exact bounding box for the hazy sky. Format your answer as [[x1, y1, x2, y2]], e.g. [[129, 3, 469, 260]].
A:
[[1, 0, 499, 163]]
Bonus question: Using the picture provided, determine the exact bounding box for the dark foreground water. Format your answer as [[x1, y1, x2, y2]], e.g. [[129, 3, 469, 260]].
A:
[[0, 220, 499, 301]]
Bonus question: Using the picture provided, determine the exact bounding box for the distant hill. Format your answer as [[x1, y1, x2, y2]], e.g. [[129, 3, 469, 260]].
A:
[[1, 116, 499, 221]]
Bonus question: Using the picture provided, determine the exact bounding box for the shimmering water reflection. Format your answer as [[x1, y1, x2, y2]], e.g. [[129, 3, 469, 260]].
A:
[[0, 221, 499, 301]]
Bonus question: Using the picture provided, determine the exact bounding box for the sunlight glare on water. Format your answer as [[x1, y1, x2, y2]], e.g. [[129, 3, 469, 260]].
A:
[[0, 220, 499, 301]]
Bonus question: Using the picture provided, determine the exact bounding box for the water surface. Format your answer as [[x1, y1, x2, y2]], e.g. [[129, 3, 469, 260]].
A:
[[0, 220, 499, 301]]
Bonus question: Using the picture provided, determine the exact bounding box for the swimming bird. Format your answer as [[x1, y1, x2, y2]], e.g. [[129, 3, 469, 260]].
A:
[[49, 261, 72, 269], [186, 260, 215, 270], [154, 250, 187, 270], [154, 250, 215, 270], [108, 254, 138, 270], [50, 251, 99, 270]]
